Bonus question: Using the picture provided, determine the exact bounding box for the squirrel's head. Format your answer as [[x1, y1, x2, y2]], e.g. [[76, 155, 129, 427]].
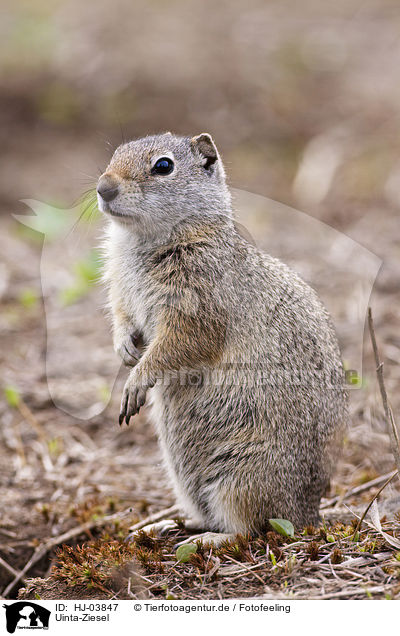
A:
[[97, 132, 231, 237]]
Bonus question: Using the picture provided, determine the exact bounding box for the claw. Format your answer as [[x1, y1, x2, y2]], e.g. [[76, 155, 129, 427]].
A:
[[123, 343, 140, 367], [137, 388, 146, 409], [119, 389, 129, 426], [118, 374, 151, 427], [127, 391, 135, 418], [116, 332, 142, 368], [131, 331, 143, 348]]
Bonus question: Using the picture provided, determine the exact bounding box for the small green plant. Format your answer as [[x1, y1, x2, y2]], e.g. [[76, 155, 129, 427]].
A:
[[59, 249, 103, 306], [302, 525, 316, 536], [175, 543, 198, 563], [352, 531, 360, 543], [4, 385, 21, 408], [269, 518, 295, 538], [47, 437, 62, 458], [18, 288, 39, 309], [165, 589, 176, 600]]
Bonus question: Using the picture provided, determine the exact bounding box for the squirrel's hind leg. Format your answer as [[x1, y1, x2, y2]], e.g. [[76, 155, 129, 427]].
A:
[[126, 517, 204, 542], [174, 532, 236, 548], [126, 519, 179, 541]]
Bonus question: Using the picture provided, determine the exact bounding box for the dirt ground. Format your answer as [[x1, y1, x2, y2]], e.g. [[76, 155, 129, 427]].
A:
[[1, 0, 400, 600], [1, 187, 400, 601]]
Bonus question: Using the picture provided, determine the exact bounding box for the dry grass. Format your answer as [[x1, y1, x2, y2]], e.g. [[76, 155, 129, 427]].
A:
[[16, 516, 400, 600], [2, 0, 400, 601]]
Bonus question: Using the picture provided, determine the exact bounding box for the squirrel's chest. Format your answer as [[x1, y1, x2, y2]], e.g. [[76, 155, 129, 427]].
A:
[[112, 250, 162, 337]]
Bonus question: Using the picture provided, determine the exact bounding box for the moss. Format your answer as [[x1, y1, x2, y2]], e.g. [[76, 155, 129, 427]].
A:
[[53, 539, 137, 593], [306, 541, 320, 561], [331, 548, 343, 564]]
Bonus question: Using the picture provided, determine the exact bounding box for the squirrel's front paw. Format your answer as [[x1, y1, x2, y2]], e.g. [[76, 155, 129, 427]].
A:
[[115, 331, 142, 367], [119, 370, 155, 426]]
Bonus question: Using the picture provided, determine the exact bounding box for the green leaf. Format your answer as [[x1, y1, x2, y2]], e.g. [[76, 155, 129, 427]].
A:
[[352, 531, 360, 542], [165, 590, 176, 600], [175, 543, 198, 562], [4, 385, 21, 408], [47, 437, 61, 457], [269, 518, 295, 538]]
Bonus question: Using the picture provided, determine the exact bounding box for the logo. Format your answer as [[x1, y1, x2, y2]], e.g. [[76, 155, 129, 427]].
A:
[[3, 602, 50, 633]]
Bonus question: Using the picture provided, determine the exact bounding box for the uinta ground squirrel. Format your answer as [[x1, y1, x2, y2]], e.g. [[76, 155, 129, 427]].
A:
[[97, 132, 348, 544]]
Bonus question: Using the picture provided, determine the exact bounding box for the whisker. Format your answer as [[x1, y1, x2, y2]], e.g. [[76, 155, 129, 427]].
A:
[[117, 114, 126, 145], [76, 170, 98, 181], [64, 190, 98, 239], [95, 131, 114, 150]]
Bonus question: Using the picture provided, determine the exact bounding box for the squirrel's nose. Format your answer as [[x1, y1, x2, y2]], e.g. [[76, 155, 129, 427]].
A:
[[97, 174, 119, 202]]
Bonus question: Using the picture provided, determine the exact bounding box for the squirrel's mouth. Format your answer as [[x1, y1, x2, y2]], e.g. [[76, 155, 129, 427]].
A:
[[99, 203, 133, 221], [97, 193, 138, 222], [97, 193, 111, 213], [97, 194, 126, 218], [106, 209, 130, 218]]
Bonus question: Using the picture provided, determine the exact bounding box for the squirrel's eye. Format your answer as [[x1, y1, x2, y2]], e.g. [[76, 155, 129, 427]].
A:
[[151, 157, 174, 175]]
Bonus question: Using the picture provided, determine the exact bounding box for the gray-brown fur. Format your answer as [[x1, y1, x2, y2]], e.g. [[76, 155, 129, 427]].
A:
[[98, 132, 348, 532]]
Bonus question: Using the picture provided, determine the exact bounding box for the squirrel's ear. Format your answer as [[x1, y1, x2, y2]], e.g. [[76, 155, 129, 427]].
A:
[[190, 133, 218, 169]]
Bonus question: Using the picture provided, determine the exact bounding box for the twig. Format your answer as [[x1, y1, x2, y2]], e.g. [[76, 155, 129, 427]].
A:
[[224, 555, 266, 585], [17, 401, 47, 445], [318, 584, 389, 599], [13, 419, 26, 466], [128, 505, 180, 533], [0, 555, 23, 580], [352, 307, 400, 537], [353, 470, 398, 536], [0, 528, 18, 538], [127, 576, 133, 598], [320, 470, 397, 509], [3, 543, 48, 598], [18, 400, 54, 472], [368, 307, 400, 474]]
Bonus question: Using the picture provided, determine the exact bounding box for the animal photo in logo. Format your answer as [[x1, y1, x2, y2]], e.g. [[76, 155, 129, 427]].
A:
[[3, 602, 50, 633]]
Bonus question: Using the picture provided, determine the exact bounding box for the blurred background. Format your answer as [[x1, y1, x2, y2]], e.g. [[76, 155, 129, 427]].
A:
[[2, 0, 400, 217], [1, 0, 400, 599]]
